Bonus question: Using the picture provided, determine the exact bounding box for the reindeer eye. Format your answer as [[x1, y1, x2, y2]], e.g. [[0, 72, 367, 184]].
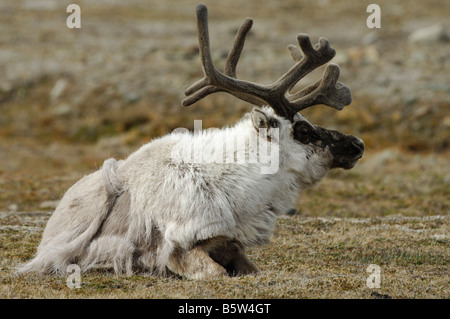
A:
[[294, 122, 314, 144], [268, 118, 279, 128], [298, 126, 308, 135]]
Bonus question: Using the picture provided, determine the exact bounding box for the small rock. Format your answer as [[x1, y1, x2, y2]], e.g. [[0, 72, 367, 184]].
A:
[[50, 78, 68, 101], [364, 45, 380, 64], [124, 92, 141, 104], [347, 45, 380, 65], [8, 204, 19, 211], [334, 51, 350, 65], [0, 82, 12, 93], [430, 234, 447, 241], [39, 200, 60, 210], [411, 104, 432, 119], [52, 103, 72, 116], [443, 117, 450, 128], [404, 96, 418, 106], [408, 24, 449, 43], [362, 32, 378, 45], [390, 110, 402, 123]]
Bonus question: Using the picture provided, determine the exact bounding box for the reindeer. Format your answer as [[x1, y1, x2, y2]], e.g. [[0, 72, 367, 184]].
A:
[[18, 4, 364, 279]]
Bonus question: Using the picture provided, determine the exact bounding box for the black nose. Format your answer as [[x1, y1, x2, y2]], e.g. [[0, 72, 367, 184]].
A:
[[351, 139, 365, 158]]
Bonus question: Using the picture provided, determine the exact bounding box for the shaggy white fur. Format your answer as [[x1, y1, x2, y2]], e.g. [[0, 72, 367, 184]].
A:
[[18, 107, 334, 276]]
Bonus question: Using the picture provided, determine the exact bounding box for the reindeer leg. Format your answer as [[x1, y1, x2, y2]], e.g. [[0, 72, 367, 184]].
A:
[[227, 247, 260, 276], [167, 238, 259, 279], [167, 245, 226, 280], [208, 239, 260, 276]]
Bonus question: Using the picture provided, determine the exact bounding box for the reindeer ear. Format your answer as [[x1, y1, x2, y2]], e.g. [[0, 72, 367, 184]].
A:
[[251, 107, 270, 130]]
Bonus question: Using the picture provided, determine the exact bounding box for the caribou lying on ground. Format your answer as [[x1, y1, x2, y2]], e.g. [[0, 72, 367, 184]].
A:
[[18, 4, 364, 279]]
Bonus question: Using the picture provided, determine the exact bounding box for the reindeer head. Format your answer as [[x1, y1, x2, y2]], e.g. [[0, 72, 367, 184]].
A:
[[292, 113, 364, 170], [183, 4, 364, 171]]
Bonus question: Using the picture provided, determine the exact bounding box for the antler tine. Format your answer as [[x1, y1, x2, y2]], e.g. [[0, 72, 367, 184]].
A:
[[271, 34, 335, 95], [224, 18, 253, 78], [287, 44, 303, 62], [183, 4, 269, 108], [289, 63, 352, 112], [182, 4, 352, 121], [218, 17, 268, 107], [283, 40, 351, 115], [183, 4, 213, 99], [183, 14, 266, 107]]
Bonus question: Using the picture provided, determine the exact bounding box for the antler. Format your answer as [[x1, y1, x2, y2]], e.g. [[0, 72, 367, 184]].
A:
[[183, 4, 352, 121]]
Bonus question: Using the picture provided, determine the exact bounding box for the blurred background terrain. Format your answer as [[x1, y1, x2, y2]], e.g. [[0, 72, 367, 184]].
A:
[[0, 0, 448, 298], [0, 0, 449, 215]]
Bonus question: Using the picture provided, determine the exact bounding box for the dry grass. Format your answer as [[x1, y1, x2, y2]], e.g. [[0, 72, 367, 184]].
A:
[[1, 213, 448, 298], [1, 149, 448, 299]]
